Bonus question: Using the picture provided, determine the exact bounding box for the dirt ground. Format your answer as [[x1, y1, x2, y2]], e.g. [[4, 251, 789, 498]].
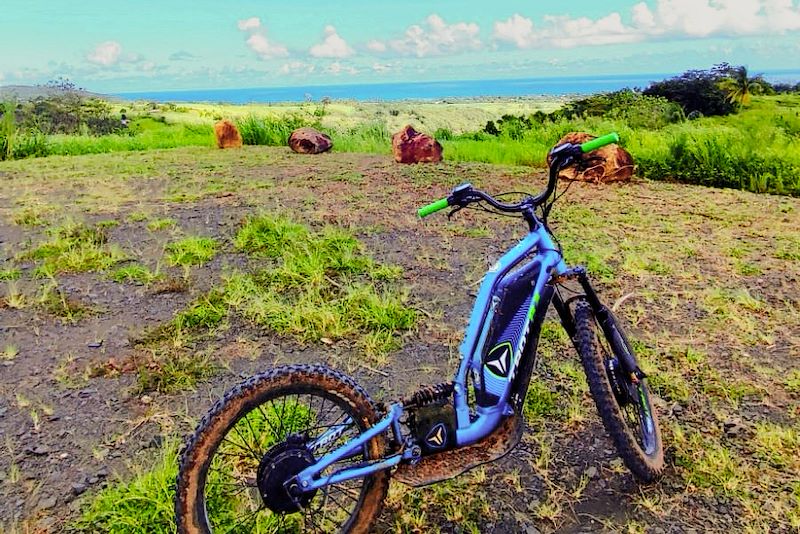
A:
[[1, 147, 798, 533]]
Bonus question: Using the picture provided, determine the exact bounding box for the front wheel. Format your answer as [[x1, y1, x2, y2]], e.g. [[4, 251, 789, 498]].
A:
[[573, 300, 664, 482], [175, 364, 390, 533]]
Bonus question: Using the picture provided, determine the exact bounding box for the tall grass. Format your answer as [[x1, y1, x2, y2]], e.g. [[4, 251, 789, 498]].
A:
[[430, 100, 800, 195], [47, 119, 213, 155], [236, 114, 311, 146], [635, 130, 799, 195], [0, 100, 16, 160], [1, 100, 50, 160], [330, 122, 393, 154]]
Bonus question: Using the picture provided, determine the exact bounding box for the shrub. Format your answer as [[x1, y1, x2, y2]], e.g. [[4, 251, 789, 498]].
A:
[[434, 127, 453, 140], [484, 90, 684, 137], [11, 130, 50, 158], [771, 82, 800, 94]]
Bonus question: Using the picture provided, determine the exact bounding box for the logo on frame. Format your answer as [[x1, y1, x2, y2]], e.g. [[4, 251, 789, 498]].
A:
[[485, 341, 513, 378], [425, 423, 447, 449]]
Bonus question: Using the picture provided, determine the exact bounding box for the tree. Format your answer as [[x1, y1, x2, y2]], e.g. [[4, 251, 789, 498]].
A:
[[43, 76, 84, 93], [643, 66, 736, 117], [717, 65, 766, 108]]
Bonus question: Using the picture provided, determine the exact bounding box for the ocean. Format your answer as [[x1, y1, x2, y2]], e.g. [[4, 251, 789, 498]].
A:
[[116, 70, 800, 104]]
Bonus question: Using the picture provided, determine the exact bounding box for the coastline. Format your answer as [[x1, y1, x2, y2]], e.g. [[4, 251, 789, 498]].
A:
[[112, 69, 800, 105], [113, 73, 674, 104]]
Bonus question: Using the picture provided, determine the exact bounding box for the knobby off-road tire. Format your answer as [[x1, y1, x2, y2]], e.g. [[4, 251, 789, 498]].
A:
[[175, 364, 390, 534], [573, 301, 664, 482]]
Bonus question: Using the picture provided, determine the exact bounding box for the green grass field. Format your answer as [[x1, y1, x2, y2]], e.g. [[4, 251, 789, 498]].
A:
[[15, 94, 795, 196]]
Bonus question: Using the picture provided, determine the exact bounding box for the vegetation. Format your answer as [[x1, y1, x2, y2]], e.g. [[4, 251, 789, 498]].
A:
[[164, 236, 218, 266], [111, 264, 159, 285], [23, 221, 127, 274], [475, 90, 800, 195], [73, 442, 181, 533], [236, 114, 312, 146], [717, 65, 768, 108], [229, 215, 414, 360], [643, 64, 737, 117]]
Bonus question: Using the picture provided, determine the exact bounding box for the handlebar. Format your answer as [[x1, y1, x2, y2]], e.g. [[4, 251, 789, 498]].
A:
[[417, 132, 620, 218], [580, 132, 619, 153], [417, 197, 449, 218]]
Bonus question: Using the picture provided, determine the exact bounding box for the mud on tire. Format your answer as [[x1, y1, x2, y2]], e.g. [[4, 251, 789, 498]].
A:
[[573, 301, 664, 482], [175, 364, 390, 533]]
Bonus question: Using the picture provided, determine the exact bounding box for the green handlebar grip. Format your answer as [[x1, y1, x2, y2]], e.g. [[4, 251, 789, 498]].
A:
[[581, 133, 620, 153], [418, 197, 450, 218]]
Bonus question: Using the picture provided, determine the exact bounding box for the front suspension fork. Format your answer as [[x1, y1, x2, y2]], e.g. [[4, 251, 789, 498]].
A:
[[553, 267, 643, 380]]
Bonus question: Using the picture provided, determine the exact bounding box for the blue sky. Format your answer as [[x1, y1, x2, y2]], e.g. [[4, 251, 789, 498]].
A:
[[1, 0, 799, 92]]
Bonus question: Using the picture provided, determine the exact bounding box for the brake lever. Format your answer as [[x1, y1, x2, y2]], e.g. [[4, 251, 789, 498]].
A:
[[447, 205, 464, 219]]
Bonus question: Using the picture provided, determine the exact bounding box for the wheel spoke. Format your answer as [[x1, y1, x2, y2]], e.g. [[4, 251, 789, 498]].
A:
[[197, 389, 375, 532]]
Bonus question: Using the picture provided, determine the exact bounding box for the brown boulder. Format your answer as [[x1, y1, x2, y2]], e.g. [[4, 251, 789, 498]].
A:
[[391, 125, 443, 164], [548, 132, 634, 183], [214, 120, 243, 149], [288, 127, 333, 154]]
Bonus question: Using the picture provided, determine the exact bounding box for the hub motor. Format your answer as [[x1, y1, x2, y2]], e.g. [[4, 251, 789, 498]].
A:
[[256, 434, 317, 514]]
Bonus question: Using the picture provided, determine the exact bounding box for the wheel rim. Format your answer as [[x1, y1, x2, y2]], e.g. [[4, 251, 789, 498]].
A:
[[199, 390, 370, 533], [595, 321, 659, 458]]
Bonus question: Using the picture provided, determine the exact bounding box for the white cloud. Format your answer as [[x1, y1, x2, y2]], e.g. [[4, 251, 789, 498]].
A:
[[493, 0, 800, 49], [87, 41, 122, 66], [246, 34, 288, 58], [309, 25, 354, 58], [492, 14, 535, 49], [372, 62, 392, 72], [326, 61, 358, 75], [371, 14, 481, 57], [279, 61, 315, 75], [631, 2, 656, 29], [367, 40, 386, 53], [237, 17, 261, 31], [237, 17, 288, 59]]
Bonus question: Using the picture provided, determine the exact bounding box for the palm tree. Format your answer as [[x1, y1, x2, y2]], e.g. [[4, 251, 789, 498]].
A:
[[718, 65, 766, 108]]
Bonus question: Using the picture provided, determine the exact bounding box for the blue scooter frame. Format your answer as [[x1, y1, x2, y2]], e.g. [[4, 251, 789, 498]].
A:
[[293, 221, 567, 493]]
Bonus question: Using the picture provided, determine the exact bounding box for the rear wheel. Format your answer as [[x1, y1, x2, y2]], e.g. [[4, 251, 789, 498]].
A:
[[175, 365, 390, 533], [573, 300, 664, 482]]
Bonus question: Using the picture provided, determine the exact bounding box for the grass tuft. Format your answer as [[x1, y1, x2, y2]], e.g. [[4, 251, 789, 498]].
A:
[[2, 345, 19, 361], [165, 236, 218, 266], [38, 282, 93, 324], [74, 443, 179, 533], [133, 348, 217, 394], [786, 370, 800, 396], [111, 264, 158, 285], [174, 291, 228, 330], [0, 267, 22, 281], [146, 217, 177, 232], [24, 220, 127, 273], [234, 214, 307, 257]]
